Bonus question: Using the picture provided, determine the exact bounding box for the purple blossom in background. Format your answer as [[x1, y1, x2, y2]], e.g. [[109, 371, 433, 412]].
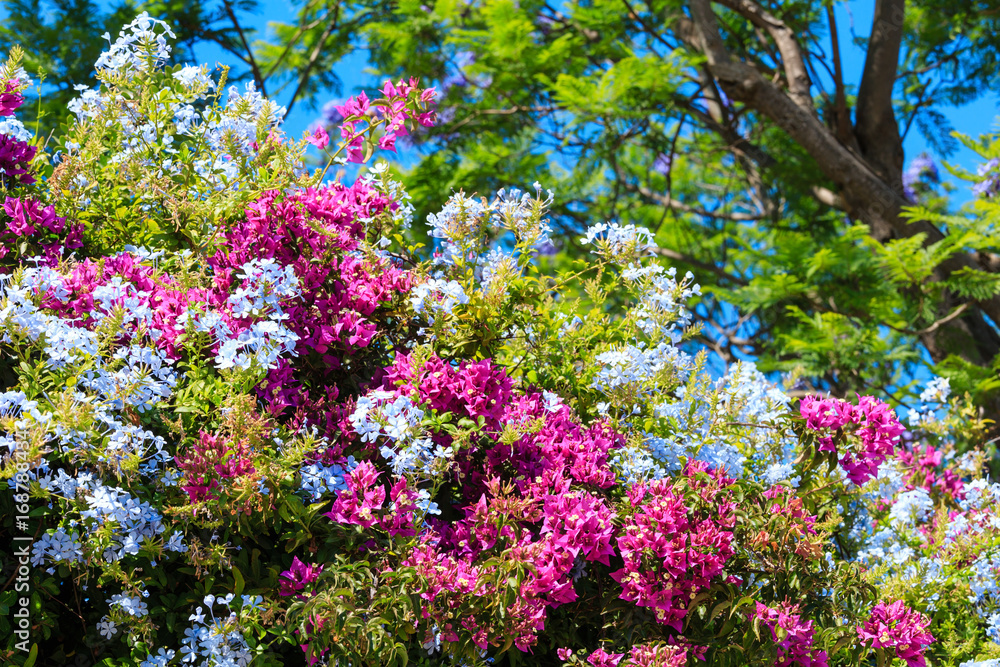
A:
[[534, 239, 558, 256], [974, 158, 1000, 198], [439, 73, 465, 98], [435, 105, 457, 127], [537, 14, 557, 29], [309, 99, 345, 133], [902, 152, 939, 201], [440, 51, 477, 97], [653, 153, 672, 176]]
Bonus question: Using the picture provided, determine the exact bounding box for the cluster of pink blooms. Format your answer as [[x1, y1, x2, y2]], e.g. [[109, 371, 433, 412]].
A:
[[856, 600, 934, 667], [209, 182, 414, 415], [278, 556, 324, 598], [277, 557, 331, 665], [298, 352, 626, 651], [404, 474, 619, 652], [334, 78, 436, 161], [324, 460, 419, 537], [0, 78, 35, 187], [894, 442, 964, 500], [752, 601, 828, 667], [385, 353, 512, 429], [611, 461, 736, 632], [576, 642, 695, 667], [1, 196, 83, 266], [800, 395, 905, 484], [0, 78, 24, 115], [39, 251, 211, 356], [384, 353, 621, 496], [175, 431, 255, 503]]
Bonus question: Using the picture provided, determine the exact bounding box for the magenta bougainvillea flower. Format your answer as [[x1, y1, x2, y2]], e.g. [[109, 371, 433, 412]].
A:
[[752, 601, 828, 667], [0, 78, 24, 115], [800, 395, 904, 485], [278, 556, 324, 597], [857, 600, 934, 667], [1, 196, 83, 265], [0, 132, 36, 186], [611, 462, 736, 631]]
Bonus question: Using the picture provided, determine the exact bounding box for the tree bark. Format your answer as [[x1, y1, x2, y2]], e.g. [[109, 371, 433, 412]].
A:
[[682, 0, 1000, 365], [854, 0, 907, 219]]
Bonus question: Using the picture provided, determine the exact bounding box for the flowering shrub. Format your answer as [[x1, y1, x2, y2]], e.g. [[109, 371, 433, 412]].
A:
[[3, 14, 1000, 667]]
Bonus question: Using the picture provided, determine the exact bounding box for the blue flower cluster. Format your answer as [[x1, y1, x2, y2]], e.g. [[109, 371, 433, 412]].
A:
[[888, 488, 934, 529], [133, 594, 260, 667], [628, 266, 700, 343], [175, 595, 254, 666], [299, 459, 356, 500], [348, 390, 453, 480], [82, 480, 187, 561], [84, 345, 177, 412], [1, 274, 99, 366], [66, 25, 293, 199], [908, 376, 951, 426], [592, 342, 693, 398]]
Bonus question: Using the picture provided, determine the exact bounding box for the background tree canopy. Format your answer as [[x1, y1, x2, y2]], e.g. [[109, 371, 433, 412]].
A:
[[6, 0, 1000, 420]]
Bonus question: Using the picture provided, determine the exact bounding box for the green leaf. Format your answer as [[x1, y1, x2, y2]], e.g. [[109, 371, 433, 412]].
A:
[[233, 566, 245, 597]]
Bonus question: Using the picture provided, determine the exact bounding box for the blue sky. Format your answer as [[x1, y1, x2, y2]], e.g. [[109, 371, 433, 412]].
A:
[[186, 2, 374, 142], [6, 0, 994, 186], [225, 0, 996, 201]]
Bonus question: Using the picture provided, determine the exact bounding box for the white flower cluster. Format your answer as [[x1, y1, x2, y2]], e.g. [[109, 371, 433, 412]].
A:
[[1, 275, 99, 366], [131, 595, 259, 667], [228, 258, 300, 318], [427, 184, 555, 292], [173, 64, 215, 91], [83, 345, 177, 412], [629, 266, 700, 343], [888, 488, 934, 529], [184, 262, 302, 372], [95, 12, 176, 78], [351, 391, 425, 443], [213, 320, 299, 371], [490, 183, 554, 246], [349, 390, 453, 478], [67, 14, 294, 199], [610, 361, 795, 485], [583, 222, 657, 262], [593, 341, 694, 396], [908, 375, 952, 425], [0, 115, 31, 141], [201, 81, 286, 158], [410, 278, 469, 321]]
